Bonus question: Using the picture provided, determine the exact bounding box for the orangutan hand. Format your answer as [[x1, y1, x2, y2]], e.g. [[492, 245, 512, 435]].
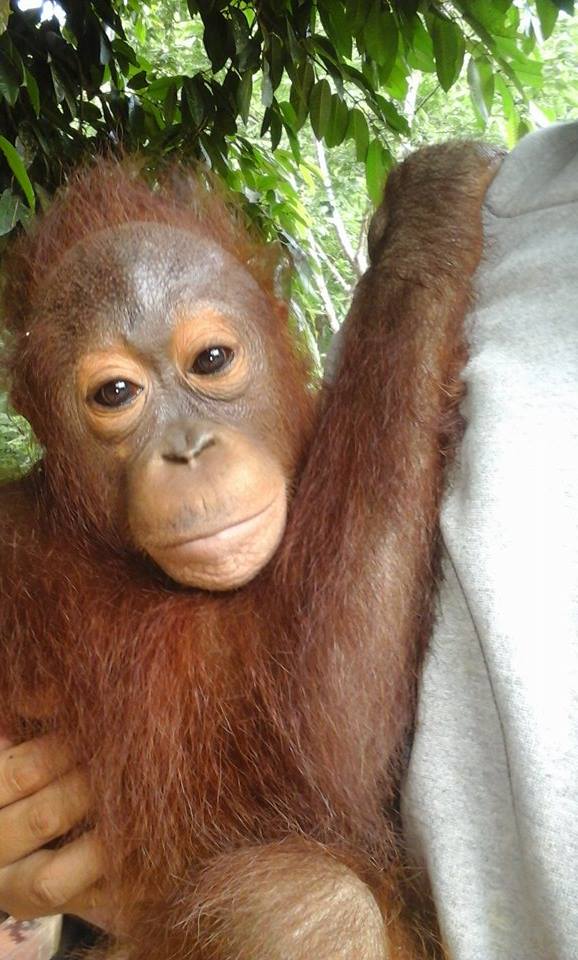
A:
[[0, 735, 109, 927]]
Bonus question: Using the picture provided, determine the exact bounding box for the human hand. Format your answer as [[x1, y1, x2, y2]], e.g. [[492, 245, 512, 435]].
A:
[[0, 735, 109, 927]]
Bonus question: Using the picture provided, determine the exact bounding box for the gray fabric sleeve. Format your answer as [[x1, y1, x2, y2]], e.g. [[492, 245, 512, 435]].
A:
[[402, 122, 578, 960]]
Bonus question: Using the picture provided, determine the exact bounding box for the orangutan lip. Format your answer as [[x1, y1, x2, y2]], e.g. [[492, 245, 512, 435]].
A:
[[156, 494, 281, 553]]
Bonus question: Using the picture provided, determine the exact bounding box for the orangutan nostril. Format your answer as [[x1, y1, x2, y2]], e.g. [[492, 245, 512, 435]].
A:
[[162, 425, 217, 464]]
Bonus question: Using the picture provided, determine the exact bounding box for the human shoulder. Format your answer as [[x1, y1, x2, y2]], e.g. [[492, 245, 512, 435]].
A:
[[486, 120, 578, 218]]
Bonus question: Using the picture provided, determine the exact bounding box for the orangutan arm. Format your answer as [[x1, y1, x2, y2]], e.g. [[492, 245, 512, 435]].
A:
[[274, 143, 500, 837]]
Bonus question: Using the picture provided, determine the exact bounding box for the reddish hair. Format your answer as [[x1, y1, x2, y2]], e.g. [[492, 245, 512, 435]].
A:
[[0, 143, 499, 959], [3, 158, 277, 337]]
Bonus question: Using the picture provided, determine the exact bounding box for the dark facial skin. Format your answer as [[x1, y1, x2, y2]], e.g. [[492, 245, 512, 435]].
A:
[[38, 222, 298, 590]]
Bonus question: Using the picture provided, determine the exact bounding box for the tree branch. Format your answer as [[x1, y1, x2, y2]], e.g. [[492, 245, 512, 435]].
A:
[[315, 139, 361, 277], [308, 236, 341, 332]]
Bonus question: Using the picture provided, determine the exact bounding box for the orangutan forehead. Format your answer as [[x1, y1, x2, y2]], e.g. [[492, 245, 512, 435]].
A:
[[59, 222, 233, 280], [38, 221, 267, 345]]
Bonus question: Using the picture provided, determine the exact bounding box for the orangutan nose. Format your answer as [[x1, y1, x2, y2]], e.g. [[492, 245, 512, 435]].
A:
[[161, 421, 217, 464]]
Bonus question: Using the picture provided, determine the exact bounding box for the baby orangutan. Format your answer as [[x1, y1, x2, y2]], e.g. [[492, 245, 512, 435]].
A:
[[0, 143, 498, 959]]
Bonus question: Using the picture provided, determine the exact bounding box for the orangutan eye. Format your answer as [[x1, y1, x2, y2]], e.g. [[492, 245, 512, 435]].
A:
[[92, 380, 143, 408], [191, 346, 234, 376]]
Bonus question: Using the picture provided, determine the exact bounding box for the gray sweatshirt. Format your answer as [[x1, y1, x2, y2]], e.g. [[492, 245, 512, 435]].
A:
[[402, 121, 578, 960]]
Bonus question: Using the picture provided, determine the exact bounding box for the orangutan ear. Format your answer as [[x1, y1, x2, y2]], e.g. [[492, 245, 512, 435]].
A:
[[247, 241, 293, 305]]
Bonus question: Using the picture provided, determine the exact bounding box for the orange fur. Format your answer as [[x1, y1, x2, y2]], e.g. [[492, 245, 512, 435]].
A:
[[0, 143, 499, 958]]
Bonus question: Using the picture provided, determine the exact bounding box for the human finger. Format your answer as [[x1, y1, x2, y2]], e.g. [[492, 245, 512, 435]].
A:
[[0, 831, 105, 921], [0, 768, 91, 866], [0, 736, 75, 809], [65, 882, 125, 933]]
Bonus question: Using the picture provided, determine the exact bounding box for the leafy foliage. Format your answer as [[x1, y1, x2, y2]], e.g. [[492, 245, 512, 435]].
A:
[[0, 0, 576, 474], [0, 390, 39, 480], [0, 0, 571, 234]]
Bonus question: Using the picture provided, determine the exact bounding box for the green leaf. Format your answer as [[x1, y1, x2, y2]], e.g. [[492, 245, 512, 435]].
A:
[[406, 15, 435, 72], [49, 61, 65, 104], [309, 78, 332, 140], [147, 76, 180, 99], [376, 95, 410, 135], [111, 38, 139, 67], [365, 139, 392, 206], [318, 1, 352, 59], [341, 62, 375, 98], [0, 137, 35, 209], [268, 34, 285, 90], [23, 68, 40, 117], [364, 3, 398, 80], [214, 82, 237, 135], [286, 22, 304, 65], [551, 0, 574, 12], [222, 68, 240, 109], [0, 33, 23, 79], [270, 109, 282, 151], [383, 61, 408, 99], [49, 63, 77, 118], [128, 70, 148, 91], [93, 0, 124, 35], [77, 14, 105, 74], [279, 99, 298, 130], [238, 71, 252, 124], [0, 0, 9, 33], [347, 107, 369, 162], [0, 57, 19, 106], [431, 15, 465, 91], [229, 8, 250, 59], [464, 0, 512, 35], [282, 119, 301, 163], [289, 61, 315, 130], [345, 0, 368, 39], [394, 0, 419, 16], [312, 35, 343, 87], [295, 2, 314, 37], [536, 0, 560, 38], [80, 101, 103, 125], [260, 106, 272, 137], [467, 56, 494, 124], [496, 73, 521, 149], [0, 190, 21, 236], [495, 74, 514, 114], [203, 13, 233, 72], [240, 37, 261, 73], [502, 53, 542, 92], [362, 56, 380, 91], [182, 76, 206, 127], [325, 94, 349, 148], [163, 82, 178, 125]]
